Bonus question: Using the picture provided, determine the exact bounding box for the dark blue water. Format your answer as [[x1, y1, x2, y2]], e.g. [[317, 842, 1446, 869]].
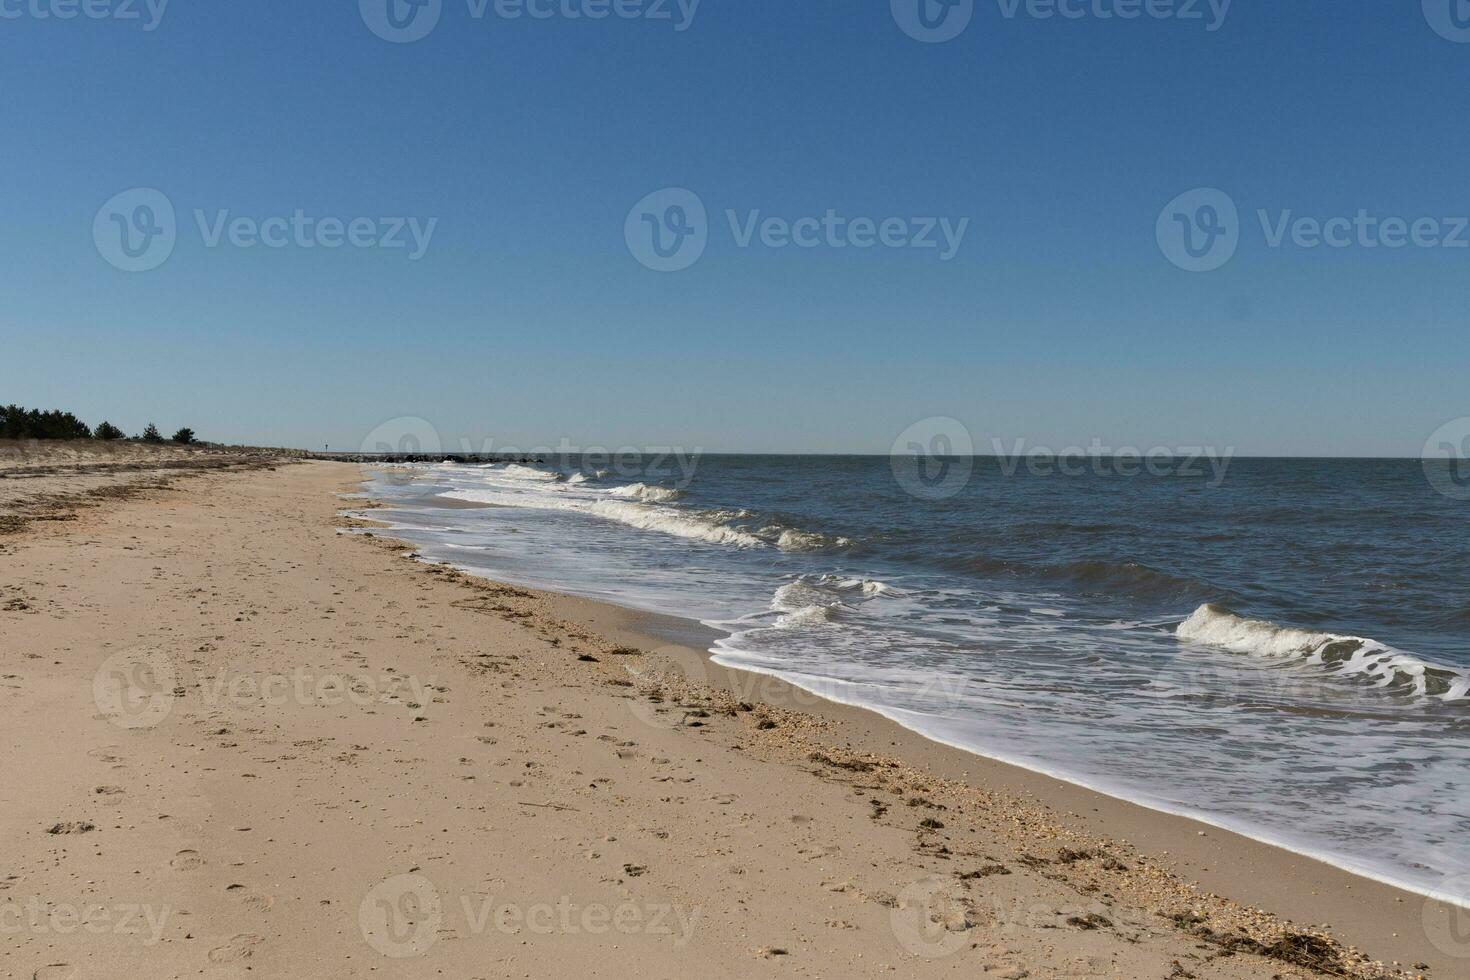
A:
[[357, 454, 1470, 902]]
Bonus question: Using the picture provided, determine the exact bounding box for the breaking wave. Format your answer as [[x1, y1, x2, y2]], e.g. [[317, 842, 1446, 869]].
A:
[[1177, 604, 1470, 702], [586, 499, 766, 548], [608, 482, 685, 503], [770, 574, 889, 627], [766, 527, 855, 552]]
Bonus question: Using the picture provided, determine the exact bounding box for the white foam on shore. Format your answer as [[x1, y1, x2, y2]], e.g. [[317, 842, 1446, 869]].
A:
[[704, 648, 1470, 911], [770, 575, 891, 628], [438, 463, 850, 553], [363, 467, 1470, 911]]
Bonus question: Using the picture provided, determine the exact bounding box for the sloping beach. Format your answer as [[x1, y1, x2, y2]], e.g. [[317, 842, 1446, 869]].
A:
[[0, 455, 1454, 979]]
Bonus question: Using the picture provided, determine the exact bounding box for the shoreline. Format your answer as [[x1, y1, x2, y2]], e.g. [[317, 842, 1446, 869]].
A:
[[1, 456, 1451, 978], [354, 473, 1462, 917], [705, 655, 1462, 911], [353, 468, 1456, 975]]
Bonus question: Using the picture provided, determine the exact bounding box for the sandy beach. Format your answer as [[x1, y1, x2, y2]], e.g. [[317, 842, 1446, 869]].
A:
[[0, 453, 1455, 979]]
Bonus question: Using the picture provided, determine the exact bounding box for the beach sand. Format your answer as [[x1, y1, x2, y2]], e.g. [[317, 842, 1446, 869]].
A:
[[0, 456, 1454, 978]]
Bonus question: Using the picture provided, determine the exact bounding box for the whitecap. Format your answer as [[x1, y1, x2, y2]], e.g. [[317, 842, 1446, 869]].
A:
[[1177, 603, 1470, 702]]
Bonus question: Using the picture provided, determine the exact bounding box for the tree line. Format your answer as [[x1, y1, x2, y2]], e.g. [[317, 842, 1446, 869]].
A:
[[1, 405, 196, 445]]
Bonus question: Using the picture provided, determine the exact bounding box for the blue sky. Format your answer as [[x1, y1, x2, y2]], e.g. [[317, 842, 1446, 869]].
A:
[[2, 1, 1467, 454]]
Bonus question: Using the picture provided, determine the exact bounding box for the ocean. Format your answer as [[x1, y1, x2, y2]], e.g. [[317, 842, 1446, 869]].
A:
[[354, 453, 1469, 903]]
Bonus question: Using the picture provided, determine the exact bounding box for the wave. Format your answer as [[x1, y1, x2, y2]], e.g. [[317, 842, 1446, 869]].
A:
[[1177, 604, 1470, 702], [773, 575, 888, 609], [1058, 560, 1208, 598], [607, 482, 685, 503], [585, 500, 766, 548], [766, 527, 855, 552], [775, 604, 843, 627], [769, 574, 890, 627], [501, 463, 562, 482], [447, 466, 853, 554]]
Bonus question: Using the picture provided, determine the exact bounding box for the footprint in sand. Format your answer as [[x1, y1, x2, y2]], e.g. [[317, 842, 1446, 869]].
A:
[[239, 892, 275, 912], [207, 933, 263, 963], [33, 964, 77, 980], [171, 849, 203, 871]]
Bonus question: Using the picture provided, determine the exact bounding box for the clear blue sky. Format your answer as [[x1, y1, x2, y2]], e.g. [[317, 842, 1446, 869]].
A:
[[2, 2, 1467, 455]]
